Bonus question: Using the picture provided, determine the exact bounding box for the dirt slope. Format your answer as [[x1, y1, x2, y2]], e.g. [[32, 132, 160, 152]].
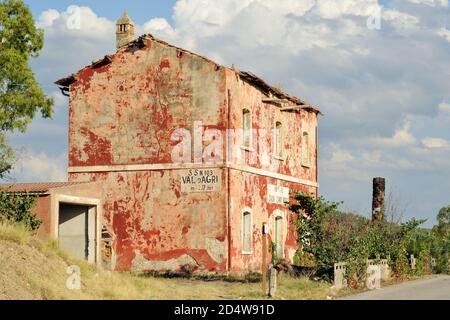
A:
[[0, 223, 334, 300]]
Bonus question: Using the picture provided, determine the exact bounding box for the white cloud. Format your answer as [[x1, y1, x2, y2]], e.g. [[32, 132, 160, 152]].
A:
[[422, 137, 450, 149], [383, 9, 420, 29], [369, 122, 417, 148], [37, 9, 60, 28], [32, 6, 116, 86], [11, 151, 67, 182], [142, 18, 176, 39], [314, 0, 380, 19], [37, 6, 114, 40], [438, 102, 450, 113], [407, 0, 448, 7], [437, 28, 450, 42]]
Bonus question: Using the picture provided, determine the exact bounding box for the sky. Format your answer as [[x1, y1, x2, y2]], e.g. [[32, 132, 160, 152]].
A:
[[6, 0, 450, 227]]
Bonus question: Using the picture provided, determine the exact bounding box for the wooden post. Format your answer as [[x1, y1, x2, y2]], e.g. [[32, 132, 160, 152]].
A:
[[261, 223, 268, 294]]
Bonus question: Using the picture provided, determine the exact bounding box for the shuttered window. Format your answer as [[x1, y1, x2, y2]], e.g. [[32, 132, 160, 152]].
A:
[[302, 131, 310, 166], [242, 109, 252, 148], [242, 211, 252, 253], [275, 121, 282, 158]]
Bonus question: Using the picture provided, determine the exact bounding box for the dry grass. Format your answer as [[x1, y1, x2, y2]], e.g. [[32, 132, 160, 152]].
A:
[[0, 221, 31, 245], [0, 222, 338, 300]]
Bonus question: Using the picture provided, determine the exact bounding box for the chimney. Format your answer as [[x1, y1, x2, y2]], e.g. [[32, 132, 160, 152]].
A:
[[116, 10, 135, 49], [372, 177, 385, 221]]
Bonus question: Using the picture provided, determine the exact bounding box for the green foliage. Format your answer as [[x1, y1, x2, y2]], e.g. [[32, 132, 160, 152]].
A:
[[434, 206, 450, 239], [289, 192, 342, 270], [0, 189, 40, 230], [0, 0, 54, 177], [431, 206, 450, 274], [289, 192, 439, 283], [0, 134, 12, 178]]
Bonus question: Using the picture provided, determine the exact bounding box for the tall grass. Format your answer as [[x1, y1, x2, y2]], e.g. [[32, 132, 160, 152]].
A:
[[0, 220, 31, 244]]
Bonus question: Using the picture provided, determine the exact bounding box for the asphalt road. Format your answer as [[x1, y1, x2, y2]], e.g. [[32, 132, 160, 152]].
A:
[[340, 275, 450, 300]]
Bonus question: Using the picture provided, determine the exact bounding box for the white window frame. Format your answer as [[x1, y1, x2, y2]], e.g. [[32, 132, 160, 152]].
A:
[[302, 130, 311, 167], [274, 121, 284, 160], [241, 109, 254, 152], [241, 207, 253, 255]]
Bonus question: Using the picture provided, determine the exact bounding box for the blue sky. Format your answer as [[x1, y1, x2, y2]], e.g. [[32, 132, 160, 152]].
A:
[[27, 0, 178, 24], [7, 0, 450, 227]]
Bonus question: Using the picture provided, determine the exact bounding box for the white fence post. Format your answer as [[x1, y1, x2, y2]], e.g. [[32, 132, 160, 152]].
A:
[[333, 262, 348, 290]]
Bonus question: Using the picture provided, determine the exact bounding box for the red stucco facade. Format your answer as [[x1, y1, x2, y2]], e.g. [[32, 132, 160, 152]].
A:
[[58, 34, 320, 273]]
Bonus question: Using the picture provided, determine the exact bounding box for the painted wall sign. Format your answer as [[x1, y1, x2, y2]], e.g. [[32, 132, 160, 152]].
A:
[[267, 184, 289, 205], [180, 168, 221, 193]]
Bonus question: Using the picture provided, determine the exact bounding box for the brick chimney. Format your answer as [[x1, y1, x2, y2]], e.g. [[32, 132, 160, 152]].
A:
[[116, 10, 135, 49], [372, 177, 385, 221]]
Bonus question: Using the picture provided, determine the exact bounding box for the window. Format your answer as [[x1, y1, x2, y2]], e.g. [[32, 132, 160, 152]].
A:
[[274, 215, 284, 259], [302, 131, 310, 166], [242, 109, 252, 149], [274, 121, 282, 158], [242, 211, 252, 254]]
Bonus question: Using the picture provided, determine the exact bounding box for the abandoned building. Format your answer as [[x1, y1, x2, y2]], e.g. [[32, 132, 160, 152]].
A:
[[1, 182, 106, 266], [3, 11, 321, 273]]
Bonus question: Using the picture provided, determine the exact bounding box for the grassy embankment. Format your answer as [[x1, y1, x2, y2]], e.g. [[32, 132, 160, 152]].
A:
[[0, 221, 339, 300]]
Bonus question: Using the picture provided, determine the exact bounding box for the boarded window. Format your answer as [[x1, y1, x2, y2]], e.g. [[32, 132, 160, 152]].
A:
[[242, 109, 252, 148], [275, 121, 282, 158], [242, 211, 252, 253], [302, 131, 310, 165]]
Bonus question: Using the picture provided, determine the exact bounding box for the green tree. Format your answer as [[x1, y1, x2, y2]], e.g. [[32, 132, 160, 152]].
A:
[[290, 192, 433, 283], [289, 192, 342, 271], [434, 206, 450, 239], [431, 206, 450, 273], [0, 0, 53, 177]]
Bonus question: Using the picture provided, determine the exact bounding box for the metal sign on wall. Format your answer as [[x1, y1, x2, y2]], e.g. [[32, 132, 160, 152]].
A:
[[267, 184, 289, 205], [180, 168, 221, 193]]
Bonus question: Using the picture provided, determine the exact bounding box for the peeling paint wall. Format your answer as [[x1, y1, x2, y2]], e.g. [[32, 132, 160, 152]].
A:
[[69, 38, 227, 167], [68, 37, 229, 272], [66, 36, 318, 273], [70, 170, 227, 272], [225, 69, 318, 181], [225, 68, 318, 271]]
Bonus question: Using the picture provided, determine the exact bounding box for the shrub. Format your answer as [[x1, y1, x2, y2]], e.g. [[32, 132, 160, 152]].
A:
[[0, 189, 40, 230], [289, 192, 431, 283]]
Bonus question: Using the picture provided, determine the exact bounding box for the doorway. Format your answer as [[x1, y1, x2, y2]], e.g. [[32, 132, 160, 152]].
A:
[[58, 203, 96, 262]]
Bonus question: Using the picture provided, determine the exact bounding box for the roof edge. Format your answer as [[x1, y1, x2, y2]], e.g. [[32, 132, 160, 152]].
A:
[[54, 33, 322, 115]]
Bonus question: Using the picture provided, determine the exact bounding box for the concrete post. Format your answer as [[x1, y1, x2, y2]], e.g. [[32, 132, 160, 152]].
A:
[[410, 254, 416, 270], [262, 223, 268, 294], [268, 266, 277, 297], [372, 177, 385, 221]]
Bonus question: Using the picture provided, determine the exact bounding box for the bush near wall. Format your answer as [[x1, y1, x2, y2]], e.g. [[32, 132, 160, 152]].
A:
[[0, 190, 40, 231], [289, 192, 450, 285]]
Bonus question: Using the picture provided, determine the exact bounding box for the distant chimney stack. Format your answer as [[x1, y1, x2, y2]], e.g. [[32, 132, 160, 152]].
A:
[[372, 177, 385, 221], [116, 10, 135, 49]]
